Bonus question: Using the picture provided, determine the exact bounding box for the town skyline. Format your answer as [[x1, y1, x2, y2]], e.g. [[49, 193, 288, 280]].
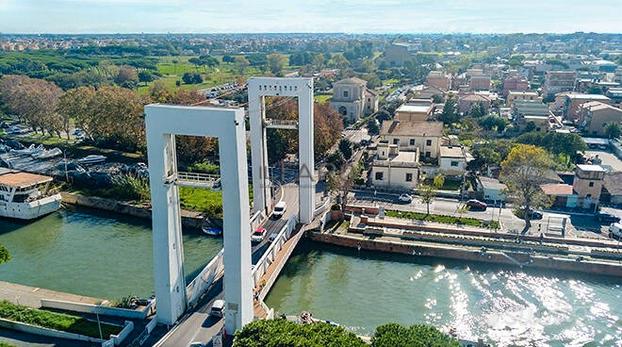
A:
[[2, 0, 621, 34]]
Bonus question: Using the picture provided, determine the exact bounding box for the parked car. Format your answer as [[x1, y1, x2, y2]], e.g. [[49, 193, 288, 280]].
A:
[[466, 199, 487, 211], [598, 213, 620, 224], [609, 223, 622, 239], [251, 227, 267, 243], [398, 194, 413, 203], [527, 209, 543, 220], [209, 299, 225, 318], [272, 201, 287, 218]]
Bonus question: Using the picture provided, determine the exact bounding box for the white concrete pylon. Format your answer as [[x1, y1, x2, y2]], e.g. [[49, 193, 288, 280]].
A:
[[248, 77, 315, 223], [145, 105, 253, 333]]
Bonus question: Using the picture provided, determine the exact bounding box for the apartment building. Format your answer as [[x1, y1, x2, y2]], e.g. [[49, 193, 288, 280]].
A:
[[379, 120, 443, 159], [426, 71, 452, 91], [577, 102, 622, 137], [542, 71, 577, 97], [506, 91, 541, 107]]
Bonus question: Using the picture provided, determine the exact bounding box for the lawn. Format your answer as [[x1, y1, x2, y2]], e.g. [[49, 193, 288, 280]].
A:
[[179, 187, 223, 217], [314, 94, 332, 104], [423, 178, 463, 191], [386, 210, 499, 229], [0, 300, 121, 339]]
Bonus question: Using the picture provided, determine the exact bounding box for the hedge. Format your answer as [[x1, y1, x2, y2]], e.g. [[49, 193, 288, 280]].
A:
[[386, 210, 500, 229]]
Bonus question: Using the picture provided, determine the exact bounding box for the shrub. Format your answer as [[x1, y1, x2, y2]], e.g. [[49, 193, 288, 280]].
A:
[[386, 210, 499, 229], [111, 173, 150, 202], [233, 319, 366, 347], [372, 323, 460, 347]]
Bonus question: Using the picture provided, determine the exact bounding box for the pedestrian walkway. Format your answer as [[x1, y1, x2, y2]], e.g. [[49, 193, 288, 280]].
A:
[[0, 280, 104, 308]]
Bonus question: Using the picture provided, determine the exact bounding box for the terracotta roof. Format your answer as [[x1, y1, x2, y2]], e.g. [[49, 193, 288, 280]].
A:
[[380, 120, 444, 137], [604, 172, 622, 196], [540, 183, 574, 196], [0, 172, 53, 188]]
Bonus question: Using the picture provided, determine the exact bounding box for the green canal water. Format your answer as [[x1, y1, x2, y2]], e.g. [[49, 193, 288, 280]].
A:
[[265, 240, 622, 346], [0, 208, 222, 300]]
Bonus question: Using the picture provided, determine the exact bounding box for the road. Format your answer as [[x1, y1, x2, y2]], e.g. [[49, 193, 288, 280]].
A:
[[349, 189, 571, 236], [156, 184, 299, 347]]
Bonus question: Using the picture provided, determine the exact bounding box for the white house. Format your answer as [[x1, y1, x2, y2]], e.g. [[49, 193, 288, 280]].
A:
[[439, 145, 467, 176], [370, 143, 420, 191]]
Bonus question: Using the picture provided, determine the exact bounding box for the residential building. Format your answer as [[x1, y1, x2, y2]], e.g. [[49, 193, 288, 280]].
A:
[[602, 172, 622, 205], [458, 93, 491, 114], [439, 145, 467, 176], [469, 75, 492, 91], [506, 91, 542, 107], [426, 71, 451, 91], [502, 74, 530, 97], [553, 93, 611, 121], [572, 164, 605, 210], [379, 120, 443, 159], [577, 102, 622, 137], [540, 183, 578, 208], [395, 100, 434, 122], [412, 85, 445, 101], [512, 100, 561, 132], [330, 77, 378, 122], [370, 143, 420, 191], [542, 71, 577, 97], [477, 176, 507, 203]]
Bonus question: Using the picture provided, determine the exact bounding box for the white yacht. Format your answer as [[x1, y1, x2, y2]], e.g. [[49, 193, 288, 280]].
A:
[[0, 168, 62, 220]]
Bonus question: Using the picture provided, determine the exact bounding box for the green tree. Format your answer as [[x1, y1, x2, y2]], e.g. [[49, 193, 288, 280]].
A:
[[501, 144, 554, 234], [338, 138, 353, 160], [419, 183, 435, 215], [233, 319, 365, 347], [469, 101, 488, 118], [367, 119, 380, 135], [433, 173, 445, 190], [440, 97, 459, 124], [479, 115, 509, 132], [0, 245, 9, 265], [267, 53, 287, 76], [605, 122, 622, 139], [372, 323, 460, 347], [234, 56, 251, 75]]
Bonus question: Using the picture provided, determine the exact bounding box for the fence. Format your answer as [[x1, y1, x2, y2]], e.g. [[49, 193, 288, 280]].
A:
[[252, 215, 298, 287], [185, 249, 225, 309]]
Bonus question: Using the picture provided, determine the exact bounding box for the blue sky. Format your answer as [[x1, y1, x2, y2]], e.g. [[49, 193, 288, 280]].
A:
[[1, 0, 621, 34]]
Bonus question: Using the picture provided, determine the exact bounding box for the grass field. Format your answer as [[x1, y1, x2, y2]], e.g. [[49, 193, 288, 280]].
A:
[[314, 94, 332, 104], [0, 300, 121, 339]]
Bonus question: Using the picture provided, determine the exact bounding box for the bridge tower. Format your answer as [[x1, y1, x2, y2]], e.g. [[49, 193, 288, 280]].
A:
[[248, 77, 315, 223], [145, 105, 253, 333]]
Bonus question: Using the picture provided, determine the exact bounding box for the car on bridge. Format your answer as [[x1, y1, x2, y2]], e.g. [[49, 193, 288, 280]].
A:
[[209, 299, 225, 318], [251, 227, 267, 243], [273, 201, 287, 219]]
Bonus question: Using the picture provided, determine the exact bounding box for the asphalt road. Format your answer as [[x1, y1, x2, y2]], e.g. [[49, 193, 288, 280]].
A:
[[156, 184, 299, 347]]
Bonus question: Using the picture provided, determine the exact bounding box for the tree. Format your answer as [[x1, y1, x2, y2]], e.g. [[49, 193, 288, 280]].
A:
[[182, 72, 202, 84], [266, 53, 287, 76], [605, 123, 622, 139], [234, 56, 251, 75], [329, 53, 350, 70], [0, 245, 9, 265], [433, 173, 445, 190], [501, 144, 554, 234], [367, 119, 380, 135], [138, 70, 155, 84], [440, 97, 459, 124], [419, 183, 435, 215], [469, 101, 488, 118], [233, 319, 366, 347], [338, 138, 353, 160], [222, 55, 235, 63], [372, 323, 460, 347], [114, 65, 138, 89], [479, 115, 509, 132]]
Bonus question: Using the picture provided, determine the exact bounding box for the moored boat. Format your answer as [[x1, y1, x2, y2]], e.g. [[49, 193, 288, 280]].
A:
[[0, 168, 62, 220]]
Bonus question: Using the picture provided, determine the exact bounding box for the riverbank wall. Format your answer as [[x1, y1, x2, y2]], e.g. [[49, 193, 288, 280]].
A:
[[60, 192, 204, 229], [308, 232, 622, 277]]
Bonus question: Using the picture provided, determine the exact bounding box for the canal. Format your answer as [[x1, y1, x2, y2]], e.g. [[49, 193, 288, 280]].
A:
[[0, 207, 222, 300], [265, 240, 622, 346]]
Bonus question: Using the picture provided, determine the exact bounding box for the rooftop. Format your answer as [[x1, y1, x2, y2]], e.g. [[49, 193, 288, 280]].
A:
[[396, 104, 432, 114], [0, 171, 53, 188], [540, 183, 574, 196], [380, 120, 444, 137], [576, 164, 606, 173], [335, 77, 367, 86], [439, 146, 464, 158], [478, 176, 507, 191]]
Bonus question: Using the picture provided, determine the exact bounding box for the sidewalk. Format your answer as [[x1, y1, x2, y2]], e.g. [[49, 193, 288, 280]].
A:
[[0, 280, 104, 308]]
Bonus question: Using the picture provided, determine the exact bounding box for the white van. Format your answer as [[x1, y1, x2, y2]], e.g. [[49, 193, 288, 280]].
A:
[[210, 299, 225, 318], [273, 201, 287, 219], [609, 223, 622, 239]]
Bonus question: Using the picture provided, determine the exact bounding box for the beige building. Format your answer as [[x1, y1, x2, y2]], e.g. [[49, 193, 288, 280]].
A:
[[506, 91, 541, 107], [573, 164, 605, 209], [577, 102, 622, 137], [370, 143, 420, 191], [512, 100, 561, 132], [412, 85, 445, 101], [469, 75, 492, 91], [502, 74, 530, 97], [543, 71, 577, 97], [379, 120, 443, 159], [553, 93, 611, 121], [426, 71, 452, 91], [384, 43, 413, 67], [330, 77, 379, 122], [395, 101, 434, 122], [458, 93, 492, 114], [439, 145, 467, 176]]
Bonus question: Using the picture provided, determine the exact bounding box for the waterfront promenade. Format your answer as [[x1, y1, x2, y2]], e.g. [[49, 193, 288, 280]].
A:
[[0, 280, 103, 308]]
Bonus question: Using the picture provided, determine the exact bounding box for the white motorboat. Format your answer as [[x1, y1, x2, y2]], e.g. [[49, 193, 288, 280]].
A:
[[0, 168, 62, 220], [10, 144, 44, 155], [77, 154, 106, 165], [32, 147, 62, 160]]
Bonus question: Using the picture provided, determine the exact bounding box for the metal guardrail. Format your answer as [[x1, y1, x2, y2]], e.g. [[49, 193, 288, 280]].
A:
[[175, 171, 220, 188], [252, 215, 297, 286], [185, 249, 224, 308], [265, 119, 299, 129]]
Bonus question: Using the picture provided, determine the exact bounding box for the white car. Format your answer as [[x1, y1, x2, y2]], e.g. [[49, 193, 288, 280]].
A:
[[398, 194, 413, 203], [609, 222, 622, 239], [210, 299, 225, 318], [273, 201, 287, 218]]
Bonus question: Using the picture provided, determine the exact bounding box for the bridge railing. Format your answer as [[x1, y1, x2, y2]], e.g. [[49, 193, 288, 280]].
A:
[[252, 215, 297, 287], [177, 171, 220, 188], [265, 119, 299, 128], [185, 249, 224, 308]]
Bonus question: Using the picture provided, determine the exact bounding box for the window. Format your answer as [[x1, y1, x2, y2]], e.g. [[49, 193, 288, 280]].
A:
[[586, 194, 592, 199], [451, 161, 459, 167], [426, 139, 432, 146], [405, 173, 413, 182], [409, 139, 415, 146], [589, 182, 594, 187], [343, 90, 349, 98], [393, 138, 399, 145], [375, 172, 384, 181], [425, 151, 431, 157]]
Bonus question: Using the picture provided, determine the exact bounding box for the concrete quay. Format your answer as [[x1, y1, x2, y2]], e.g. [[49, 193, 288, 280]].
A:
[[0, 280, 104, 309], [308, 230, 622, 277]]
